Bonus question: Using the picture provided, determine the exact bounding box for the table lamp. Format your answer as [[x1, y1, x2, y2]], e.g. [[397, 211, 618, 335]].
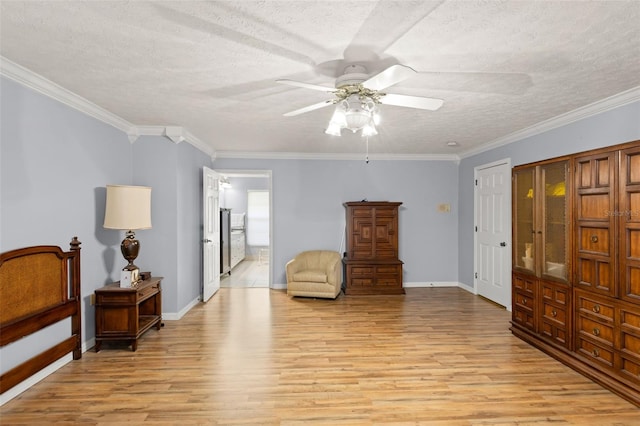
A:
[[103, 185, 152, 285]]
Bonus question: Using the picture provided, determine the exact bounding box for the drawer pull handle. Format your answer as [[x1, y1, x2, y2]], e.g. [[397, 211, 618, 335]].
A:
[[522, 298, 527, 305], [593, 304, 601, 313], [593, 327, 600, 336], [592, 348, 600, 358], [590, 235, 598, 243], [552, 310, 557, 317]]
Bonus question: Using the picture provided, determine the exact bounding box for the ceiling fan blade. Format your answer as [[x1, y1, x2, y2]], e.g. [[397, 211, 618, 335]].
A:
[[363, 64, 417, 91], [380, 93, 444, 111], [277, 79, 336, 93], [283, 100, 334, 117]]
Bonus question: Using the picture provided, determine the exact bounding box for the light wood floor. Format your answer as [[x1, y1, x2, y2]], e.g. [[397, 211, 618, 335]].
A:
[[221, 259, 269, 288], [2, 288, 638, 424]]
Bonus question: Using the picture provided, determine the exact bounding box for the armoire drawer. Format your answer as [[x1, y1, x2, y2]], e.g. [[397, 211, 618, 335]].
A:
[[577, 336, 615, 369], [577, 314, 614, 346], [576, 291, 615, 321]]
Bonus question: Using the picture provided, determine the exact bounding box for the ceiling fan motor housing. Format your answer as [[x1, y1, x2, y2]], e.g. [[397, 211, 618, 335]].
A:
[[335, 64, 369, 88]]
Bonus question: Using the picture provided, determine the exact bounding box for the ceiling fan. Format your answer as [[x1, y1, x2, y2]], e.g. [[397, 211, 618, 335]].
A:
[[277, 64, 444, 137]]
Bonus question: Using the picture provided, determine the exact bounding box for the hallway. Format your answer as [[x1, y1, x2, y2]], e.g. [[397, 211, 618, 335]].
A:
[[220, 259, 269, 288]]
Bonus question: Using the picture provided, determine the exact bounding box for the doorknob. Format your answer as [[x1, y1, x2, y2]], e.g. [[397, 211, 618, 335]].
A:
[[500, 242, 507, 247], [203, 239, 212, 243]]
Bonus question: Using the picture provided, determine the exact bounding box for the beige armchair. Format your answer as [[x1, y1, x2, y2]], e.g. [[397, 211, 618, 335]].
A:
[[286, 250, 342, 299]]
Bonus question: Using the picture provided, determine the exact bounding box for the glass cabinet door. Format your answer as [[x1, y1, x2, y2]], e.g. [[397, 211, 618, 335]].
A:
[[540, 161, 569, 281], [513, 167, 535, 273]]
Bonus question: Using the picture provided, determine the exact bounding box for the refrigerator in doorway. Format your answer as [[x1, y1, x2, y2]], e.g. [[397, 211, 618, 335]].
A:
[[220, 208, 231, 275]]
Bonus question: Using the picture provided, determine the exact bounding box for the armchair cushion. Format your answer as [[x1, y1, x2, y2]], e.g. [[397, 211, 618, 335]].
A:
[[292, 270, 327, 283], [286, 250, 342, 299]]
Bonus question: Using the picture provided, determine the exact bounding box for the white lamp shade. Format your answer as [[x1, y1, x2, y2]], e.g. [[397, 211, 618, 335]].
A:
[[103, 185, 152, 230]]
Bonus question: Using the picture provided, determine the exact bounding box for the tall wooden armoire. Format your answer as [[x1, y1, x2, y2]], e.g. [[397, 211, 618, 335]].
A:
[[342, 201, 404, 295]]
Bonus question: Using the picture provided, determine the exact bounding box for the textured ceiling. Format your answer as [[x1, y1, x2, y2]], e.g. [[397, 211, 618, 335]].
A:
[[1, 1, 639, 157]]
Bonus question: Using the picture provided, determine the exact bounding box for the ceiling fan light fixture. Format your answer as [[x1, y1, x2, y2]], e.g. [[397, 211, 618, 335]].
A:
[[361, 121, 378, 137], [325, 121, 342, 136]]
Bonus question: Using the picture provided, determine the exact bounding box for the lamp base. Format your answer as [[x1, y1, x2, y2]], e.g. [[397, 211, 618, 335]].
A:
[[121, 231, 141, 285]]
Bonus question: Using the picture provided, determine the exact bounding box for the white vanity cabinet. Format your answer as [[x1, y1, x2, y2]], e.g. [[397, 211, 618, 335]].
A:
[[230, 230, 246, 269]]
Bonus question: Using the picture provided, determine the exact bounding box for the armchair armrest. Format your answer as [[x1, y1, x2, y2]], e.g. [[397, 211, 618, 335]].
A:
[[326, 256, 342, 287]]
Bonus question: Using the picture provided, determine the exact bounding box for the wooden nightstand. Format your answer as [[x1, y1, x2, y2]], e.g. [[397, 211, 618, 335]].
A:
[[94, 276, 162, 352]]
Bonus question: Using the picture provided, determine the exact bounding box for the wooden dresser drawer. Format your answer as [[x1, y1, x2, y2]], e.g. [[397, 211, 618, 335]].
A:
[[137, 282, 160, 301], [619, 354, 640, 384], [514, 290, 534, 310], [350, 266, 374, 277], [513, 273, 535, 295], [513, 306, 535, 331], [577, 336, 615, 368], [577, 314, 614, 346], [576, 292, 615, 321], [542, 302, 567, 326], [620, 307, 640, 383]]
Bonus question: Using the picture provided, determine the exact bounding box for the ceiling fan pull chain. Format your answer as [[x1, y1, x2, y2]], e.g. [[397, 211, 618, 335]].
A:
[[365, 136, 370, 164]]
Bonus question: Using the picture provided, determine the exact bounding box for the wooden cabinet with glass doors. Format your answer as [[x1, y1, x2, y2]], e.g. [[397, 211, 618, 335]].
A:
[[512, 158, 572, 349], [511, 140, 640, 407]]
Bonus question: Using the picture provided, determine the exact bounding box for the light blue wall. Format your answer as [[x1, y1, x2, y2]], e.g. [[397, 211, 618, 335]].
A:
[[1, 76, 131, 372], [5, 67, 635, 394], [457, 101, 640, 289], [212, 158, 460, 285], [0, 77, 212, 381]]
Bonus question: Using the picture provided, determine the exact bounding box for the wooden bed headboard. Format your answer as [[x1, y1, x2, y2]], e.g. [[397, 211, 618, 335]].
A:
[[0, 237, 82, 394]]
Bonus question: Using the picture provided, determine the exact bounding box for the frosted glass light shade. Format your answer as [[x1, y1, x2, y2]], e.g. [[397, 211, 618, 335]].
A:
[[103, 185, 152, 230]]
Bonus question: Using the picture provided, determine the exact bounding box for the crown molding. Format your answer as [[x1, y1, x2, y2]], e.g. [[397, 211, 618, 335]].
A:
[[459, 86, 640, 159], [0, 56, 135, 134], [215, 150, 459, 162], [131, 125, 216, 158], [0, 56, 215, 158]]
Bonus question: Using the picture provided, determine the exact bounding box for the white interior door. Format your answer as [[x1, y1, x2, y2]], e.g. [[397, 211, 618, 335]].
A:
[[475, 160, 511, 309], [202, 167, 220, 302]]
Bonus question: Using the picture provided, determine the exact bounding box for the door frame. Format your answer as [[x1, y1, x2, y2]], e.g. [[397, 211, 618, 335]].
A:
[[473, 158, 512, 311], [215, 169, 273, 288]]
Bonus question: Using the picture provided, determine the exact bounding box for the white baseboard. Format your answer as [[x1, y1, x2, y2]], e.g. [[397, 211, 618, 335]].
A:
[[403, 281, 459, 288], [271, 283, 287, 290], [163, 296, 200, 321]]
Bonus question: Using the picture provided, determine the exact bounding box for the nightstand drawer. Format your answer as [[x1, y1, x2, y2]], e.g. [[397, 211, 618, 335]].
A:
[[137, 282, 160, 301]]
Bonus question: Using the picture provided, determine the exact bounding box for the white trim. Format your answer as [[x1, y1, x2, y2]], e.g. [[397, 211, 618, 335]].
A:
[[215, 151, 460, 162], [0, 57, 135, 134], [0, 354, 73, 406], [272, 283, 287, 290], [459, 86, 640, 159], [4, 55, 636, 163], [403, 281, 460, 288], [0, 56, 215, 158], [163, 297, 201, 321]]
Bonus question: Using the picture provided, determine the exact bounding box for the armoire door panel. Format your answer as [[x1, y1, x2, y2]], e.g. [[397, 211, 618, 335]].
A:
[[620, 146, 640, 303], [578, 226, 610, 255], [578, 194, 611, 219]]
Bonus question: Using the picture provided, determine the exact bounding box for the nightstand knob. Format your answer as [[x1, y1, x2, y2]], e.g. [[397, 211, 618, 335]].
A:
[[592, 348, 600, 358], [593, 304, 601, 313], [593, 327, 600, 336]]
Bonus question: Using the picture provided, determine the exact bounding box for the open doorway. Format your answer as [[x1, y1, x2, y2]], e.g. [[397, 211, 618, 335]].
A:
[[216, 170, 272, 288]]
